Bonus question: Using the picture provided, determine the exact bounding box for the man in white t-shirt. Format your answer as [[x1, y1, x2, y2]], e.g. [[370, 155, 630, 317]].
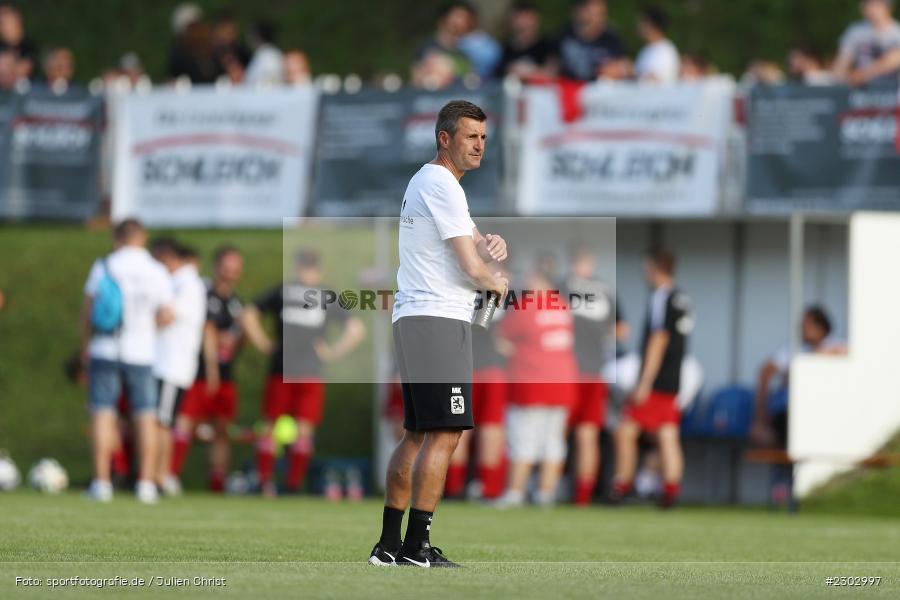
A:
[[80, 219, 173, 504], [834, 0, 900, 86], [634, 7, 680, 84], [369, 100, 508, 569], [149, 238, 207, 496]]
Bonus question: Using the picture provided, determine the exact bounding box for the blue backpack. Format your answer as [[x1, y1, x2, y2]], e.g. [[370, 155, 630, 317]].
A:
[[90, 258, 123, 335]]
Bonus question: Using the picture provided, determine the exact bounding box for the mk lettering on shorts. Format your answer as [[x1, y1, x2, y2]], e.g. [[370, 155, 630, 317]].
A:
[[450, 387, 465, 415]]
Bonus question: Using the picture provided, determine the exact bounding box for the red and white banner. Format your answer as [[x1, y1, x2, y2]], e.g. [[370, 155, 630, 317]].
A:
[[112, 87, 317, 227], [517, 79, 735, 216]]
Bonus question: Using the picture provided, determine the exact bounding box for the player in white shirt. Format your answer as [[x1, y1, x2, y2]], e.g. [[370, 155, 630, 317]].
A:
[[80, 219, 173, 504], [370, 100, 508, 569], [634, 7, 680, 84], [149, 239, 207, 497]]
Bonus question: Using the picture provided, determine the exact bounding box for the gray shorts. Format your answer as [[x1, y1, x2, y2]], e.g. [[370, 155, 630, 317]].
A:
[[393, 316, 474, 431]]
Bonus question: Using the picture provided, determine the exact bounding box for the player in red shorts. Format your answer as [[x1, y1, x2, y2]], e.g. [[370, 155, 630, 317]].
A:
[[169, 246, 245, 493], [495, 264, 578, 508], [562, 243, 626, 506], [611, 248, 693, 508], [445, 307, 508, 500], [242, 250, 365, 497]]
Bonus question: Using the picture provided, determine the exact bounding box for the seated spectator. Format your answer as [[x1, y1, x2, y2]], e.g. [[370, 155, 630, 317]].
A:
[[788, 46, 836, 85], [245, 21, 283, 86], [41, 47, 74, 89], [680, 52, 715, 80], [413, 3, 472, 84], [0, 5, 37, 80], [495, 1, 554, 80], [834, 0, 900, 86], [551, 0, 626, 81], [167, 5, 220, 84], [283, 49, 311, 86], [634, 7, 680, 84], [457, 2, 502, 80], [750, 305, 846, 449]]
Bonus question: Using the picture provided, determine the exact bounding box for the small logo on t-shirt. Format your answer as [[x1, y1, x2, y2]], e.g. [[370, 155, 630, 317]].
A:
[[450, 388, 464, 415]]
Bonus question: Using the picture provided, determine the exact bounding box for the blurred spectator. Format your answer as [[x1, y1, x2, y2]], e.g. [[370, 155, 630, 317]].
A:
[[0, 48, 18, 90], [119, 52, 147, 87], [0, 5, 38, 80], [741, 60, 786, 86], [834, 0, 900, 86], [211, 10, 249, 85], [212, 10, 251, 70], [413, 3, 473, 84], [750, 306, 846, 449], [787, 46, 836, 85], [634, 7, 680, 84], [167, 5, 220, 84], [411, 50, 458, 90], [494, 1, 554, 80], [680, 52, 715, 80], [457, 2, 502, 80], [245, 21, 284, 86], [283, 49, 311, 86], [551, 0, 626, 81], [41, 47, 74, 89]]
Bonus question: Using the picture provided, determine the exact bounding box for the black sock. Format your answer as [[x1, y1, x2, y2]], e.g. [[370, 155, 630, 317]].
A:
[[379, 506, 404, 551], [401, 508, 433, 551]]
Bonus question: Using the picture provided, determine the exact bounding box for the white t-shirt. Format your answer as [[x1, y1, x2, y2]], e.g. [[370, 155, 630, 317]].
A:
[[245, 44, 285, 86], [84, 246, 173, 366], [393, 163, 477, 323], [769, 335, 844, 374], [635, 39, 680, 84], [153, 264, 207, 387]]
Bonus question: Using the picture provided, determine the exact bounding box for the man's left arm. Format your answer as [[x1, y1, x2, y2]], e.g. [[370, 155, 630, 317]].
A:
[[317, 316, 366, 363], [472, 227, 507, 264]]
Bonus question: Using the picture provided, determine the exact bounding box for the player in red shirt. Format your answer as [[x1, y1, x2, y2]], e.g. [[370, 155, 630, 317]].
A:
[[494, 266, 578, 507]]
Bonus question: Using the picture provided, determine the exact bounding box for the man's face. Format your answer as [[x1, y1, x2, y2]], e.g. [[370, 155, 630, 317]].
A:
[[441, 7, 471, 38], [801, 315, 827, 346], [0, 9, 23, 44], [443, 117, 486, 172], [510, 9, 539, 40], [295, 264, 321, 287], [862, 0, 891, 22], [574, 0, 606, 30], [216, 252, 244, 288]]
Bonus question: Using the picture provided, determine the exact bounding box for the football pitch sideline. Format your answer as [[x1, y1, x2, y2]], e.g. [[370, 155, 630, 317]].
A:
[[0, 492, 897, 599]]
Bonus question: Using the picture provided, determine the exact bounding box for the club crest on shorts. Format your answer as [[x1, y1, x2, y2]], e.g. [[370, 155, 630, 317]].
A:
[[450, 387, 465, 415]]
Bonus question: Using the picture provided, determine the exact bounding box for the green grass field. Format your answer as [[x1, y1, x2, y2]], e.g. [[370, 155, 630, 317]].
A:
[[1, 492, 898, 599]]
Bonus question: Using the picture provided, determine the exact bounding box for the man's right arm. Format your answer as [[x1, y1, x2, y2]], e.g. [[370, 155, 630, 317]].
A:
[[449, 235, 507, 298]]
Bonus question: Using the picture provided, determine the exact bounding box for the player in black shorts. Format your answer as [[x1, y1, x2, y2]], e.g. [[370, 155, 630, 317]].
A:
[[369, 101, 508, 568]]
